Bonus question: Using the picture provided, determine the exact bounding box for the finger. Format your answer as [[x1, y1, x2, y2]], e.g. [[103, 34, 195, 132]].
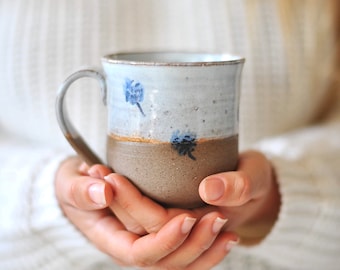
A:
[[186, 232, 239, 270], [130, 214, 196, 268], [66, 178, 113, 210], [56, 158, 113, 210], [104, 173, 193, 233], [109, 200, 147, 235], [199, 151, 272, 207], [86, 213, 196, 267], [87, 164, 112, 178], [156, 212, 228, 268]]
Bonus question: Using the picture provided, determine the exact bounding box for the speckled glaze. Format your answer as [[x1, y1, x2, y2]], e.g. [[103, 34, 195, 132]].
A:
[[56, 52, 245, 208]]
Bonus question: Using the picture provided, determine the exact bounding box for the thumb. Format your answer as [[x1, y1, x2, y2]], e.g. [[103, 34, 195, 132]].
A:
[[198, 151, 272, 207], [198, 171, 251, 207]]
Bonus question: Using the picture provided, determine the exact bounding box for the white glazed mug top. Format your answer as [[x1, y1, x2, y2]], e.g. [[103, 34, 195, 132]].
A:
[[102, 52, 244, 143]]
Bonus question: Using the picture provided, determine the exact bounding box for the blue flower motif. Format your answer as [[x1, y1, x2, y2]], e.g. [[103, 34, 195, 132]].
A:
[[124, 78, 145, 116], [170, 130, 197, 160]]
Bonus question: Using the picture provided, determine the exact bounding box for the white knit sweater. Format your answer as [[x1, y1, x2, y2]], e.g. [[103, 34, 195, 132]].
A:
[[0, 0, 339, 269]]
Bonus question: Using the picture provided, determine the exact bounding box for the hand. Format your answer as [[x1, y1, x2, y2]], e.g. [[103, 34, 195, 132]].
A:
[[55, 157, 239, 269], [198, 151, 281, 244]]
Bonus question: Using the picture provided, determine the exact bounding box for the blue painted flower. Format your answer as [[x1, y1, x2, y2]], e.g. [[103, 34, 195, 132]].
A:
[[124, 78, 145, 116], [170, 130, 197, 160]]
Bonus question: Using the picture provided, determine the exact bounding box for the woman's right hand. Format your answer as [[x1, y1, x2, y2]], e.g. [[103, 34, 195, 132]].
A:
[[55, 157, 239, 269]]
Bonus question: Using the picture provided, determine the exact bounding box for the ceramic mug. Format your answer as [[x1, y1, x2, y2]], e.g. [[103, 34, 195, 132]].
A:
[[56, 52, 245, 208]]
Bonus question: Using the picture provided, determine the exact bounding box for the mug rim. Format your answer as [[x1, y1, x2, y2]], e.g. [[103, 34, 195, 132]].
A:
[[102, 51, 245, 66]]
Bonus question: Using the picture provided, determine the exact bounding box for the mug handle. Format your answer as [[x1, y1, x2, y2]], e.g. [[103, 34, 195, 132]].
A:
[[56, 68, 107, 165]]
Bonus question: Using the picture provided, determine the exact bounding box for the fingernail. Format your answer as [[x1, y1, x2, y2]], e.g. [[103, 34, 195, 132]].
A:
[[88, 183, 106, 205], [202, 177, 225, 201], [225, 238, 240, 251], [181, 217, 197, 234], [212, 217, 228, 234], [104, 175, 114, 182], [104, 175, 117, 189]]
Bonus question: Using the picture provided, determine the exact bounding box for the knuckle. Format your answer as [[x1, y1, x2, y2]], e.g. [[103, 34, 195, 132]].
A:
[[235, 172, 252, 204], [69, 180, 91, 209], [144, 219, 166, 234], [118, 189, 144, 213], [131, 254, 154, 268], [160, 239, 178, 254], [69, 181, 81, 208], [125, 223, 147, 235], [119, 198, 135, 213], [196, 242, 211, 254], [139, 200, 168, 234]]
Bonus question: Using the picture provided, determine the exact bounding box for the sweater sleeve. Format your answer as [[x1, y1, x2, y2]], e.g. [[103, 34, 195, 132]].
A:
[[236, 113, 340, 269], [0, 134, 116, 270]]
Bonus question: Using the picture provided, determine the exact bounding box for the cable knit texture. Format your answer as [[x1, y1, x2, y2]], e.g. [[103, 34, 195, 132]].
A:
[[0, 0, 339, 269]]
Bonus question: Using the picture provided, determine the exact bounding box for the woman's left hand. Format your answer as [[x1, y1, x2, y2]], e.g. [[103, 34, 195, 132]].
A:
[[199, 151, 281, 243]]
